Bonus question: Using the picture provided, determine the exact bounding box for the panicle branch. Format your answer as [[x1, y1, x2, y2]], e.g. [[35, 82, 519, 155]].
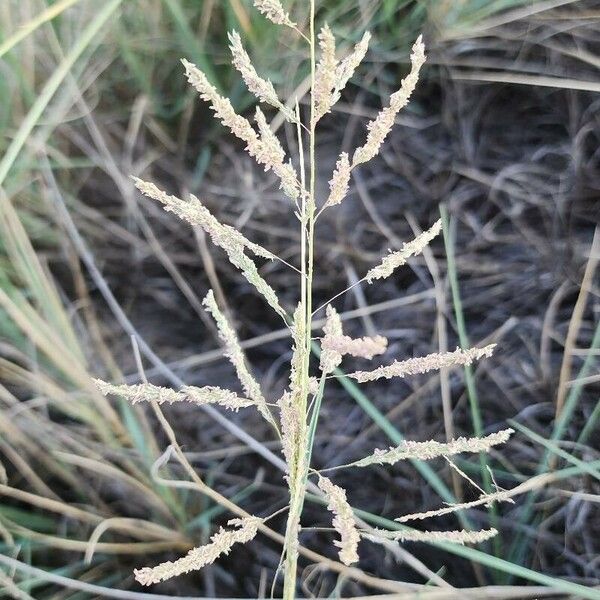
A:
[[318, 475, 360, 565], [134, 517, 260, 585], [319, 305, 344, 374], [229, 30, 296, 122], [253, 0, 296, 29], [348, 344, 496, 383], [352, 429, 513, 467], [181, 59, 300, 200], [365, 527, 498, 546], [93, 379, 253, 411], [323, 152, 351, 209], [352, 36, 426, 167], [365, 219, 441, 283], [203, 290, 276, 427], [133, 178, 285, 318]]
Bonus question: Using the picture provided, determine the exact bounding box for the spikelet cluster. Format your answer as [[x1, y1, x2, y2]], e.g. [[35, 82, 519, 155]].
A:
[[94, 379, 253, 411], [322, 333, 388, 361], [314, 24, 337, 122], [319, 305, 344, 374], [349, 344, 496, 383], [202, 290, 275, 427], [353, 36, 426, 167], [133, 178, 285, 318], [323, 152, 351, 209], [134, 518, 260, 585], [229, 30, 295, 122], [353, 429, 513, 467], [365, 527, 498, 546], [253, 0, 296, 28], [365, 219, 442, 283], [318, 475, 360, 565], [181, 59, 299, 200]]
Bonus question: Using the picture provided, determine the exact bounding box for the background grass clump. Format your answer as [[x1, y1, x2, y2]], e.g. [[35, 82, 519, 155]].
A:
[[1, 0, 599, 598]]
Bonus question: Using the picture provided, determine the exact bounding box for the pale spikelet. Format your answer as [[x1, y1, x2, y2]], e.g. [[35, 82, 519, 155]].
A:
[[353, 429, 513, 467], [365, 219, 441, 283], [352, 36, 426, 167], [93, 379, 253, 412], [203, 290, 275, 426], [133, 177, 275, 260], [319, 304, 343, 374], [318, 475, 360, 565], [396, 488, 515, 523], [348, 344, 496, 383], [364, 527, 498, 546], [255, 107, 300, 200], [332, 32, 371, 107], [314, 24, 337, 123], [253, 0, 296, 28], [323, 152, 351, 209], [322, 334, 388, 361], [181, 59, 299, 200], [134, 517, 260, 585], [229, 30, 295, 122], [133, 178, 285, 317]]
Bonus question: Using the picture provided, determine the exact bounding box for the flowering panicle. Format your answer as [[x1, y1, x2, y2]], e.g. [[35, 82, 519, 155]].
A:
[[353, 36, 426, 167], [365, 219, 441, 283], [318, 475, 360, 565], [365, 527, 498, 546], [229, 30, 295, 122], [202, 290, 275, 426], [94, 379, 253, 412], [352, 429, 513, 467], [253, 0, 296, 29], [323, 152, 351, 209], [348, 344, 496, 383], [133, 178, 285, 318], [134, 517, 260, 585]]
